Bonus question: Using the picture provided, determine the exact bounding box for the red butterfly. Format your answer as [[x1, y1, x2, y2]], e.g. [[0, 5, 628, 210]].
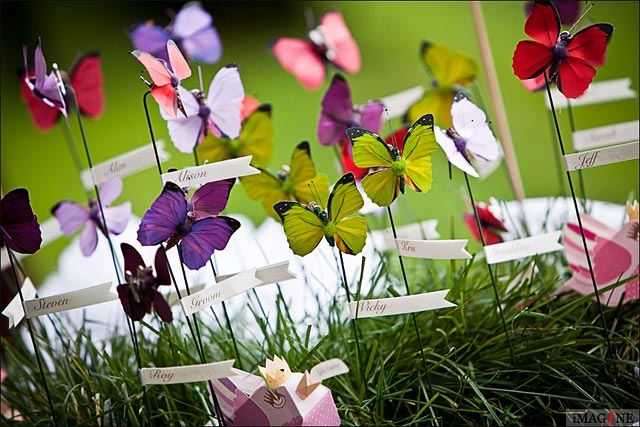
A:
[[20, 51, 105, 131], [512, 1, 613, 99]]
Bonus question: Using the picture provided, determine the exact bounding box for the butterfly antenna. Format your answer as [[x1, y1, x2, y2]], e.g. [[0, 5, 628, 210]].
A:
[[304, 8, 316, 32], [384, 108, 398, 148], [568, 2, 595, 33], [198, 65, 204, 93], [139, 75, 152, 87], [52, 63, 66, 96], [308, 181, 325, 210]]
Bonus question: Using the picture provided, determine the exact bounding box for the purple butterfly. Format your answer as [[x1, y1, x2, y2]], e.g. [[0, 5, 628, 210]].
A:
[[22, 38, 66, 115], [117, 243, 173, 322], [130, 1, 222, 64], [0, 188, 42, 254], [160, 64, 245, 153], [317, 73, 384, 147], [52, 178, 131, 256], [137, 179, 239, 270]]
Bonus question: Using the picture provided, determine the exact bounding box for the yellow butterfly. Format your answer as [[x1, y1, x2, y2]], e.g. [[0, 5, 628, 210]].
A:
[[196, 104, 274, 167], [274, 172, 367, 257], [347, 113, 437, 207], [406, 42, 478, 128], [241, 141, 329, 220]]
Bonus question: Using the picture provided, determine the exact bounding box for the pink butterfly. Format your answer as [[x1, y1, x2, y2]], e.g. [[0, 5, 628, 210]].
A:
[[271, 11, 360, 90], [131, 39, 192, 118]]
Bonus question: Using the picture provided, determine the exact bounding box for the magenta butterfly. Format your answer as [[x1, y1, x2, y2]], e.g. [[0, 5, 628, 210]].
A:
[[137, 179, 239, 270], [131, 39, 192, 118], [52, 178, 131, 257], [271, 10, 360, 90], [0, 188, 42, 255]]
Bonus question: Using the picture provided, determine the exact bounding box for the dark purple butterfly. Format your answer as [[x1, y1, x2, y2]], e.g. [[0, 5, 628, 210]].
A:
[[22, 38, 66, 116], [524, 0, 581, 27], [317, 73, 383, 147], [130, 2, 222, 64], [0, 188, 42, 254], [137, 179, 239, 270], [117, 243, 173, 322], [52, 178, 131, 256]]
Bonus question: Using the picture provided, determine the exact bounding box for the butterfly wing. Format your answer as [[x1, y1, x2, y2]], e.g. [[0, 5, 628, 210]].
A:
[[130, 23, 171, 63], [236, 104, 275, 166], [525, 1, 560, 48], [271, 38, 326, 90], [180, 216, 240, 270], [435, 126, 479, 177], [512, 2, 559, 80], [0, 188, 42, 254], [166, 40, 192, 81], [151, 84, 180, 118], [402, 114, 437, 193], [289, 141, 330, 205], [421, 42, 478, 89], [407, 87, 456, 128], [191, 179, 235, 218], [274, 201, 325, 257], [121, 242, 145, 275], [328, 173, 366, 254], [137, 182, 186, 246], [319, 11, 361, 74], [451, 94, 499, 161], [241, 168, 286, 219], [19, 71, 61, 130], [340, 141, 369, 181], [102, 202, 131, 235], [207, 64, 244, 139], [154, 246, 172, 286], [358, 100, 384, 133], [51, 201, 90, 236], [70, 52, 105, 119], [160, 86, 202, 152], [556, 57, 596, 99], [172, 2, 222, 63], [317, 73, 353, 146], [130, 50, 172, 86]]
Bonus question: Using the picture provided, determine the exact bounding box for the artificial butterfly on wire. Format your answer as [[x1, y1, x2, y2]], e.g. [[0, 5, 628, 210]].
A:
[[462, 201, 508, 246], [130, 1, 222, 64], [512, 1, 613, 99], [435, 93, 500, 178], [196, 104, 274, 168], [52, 178, 131, 257], [274, 172, 367, 257], [406, 42, 478, 128], [271, 10, 361, 90], [347, 113, 438, 207], [137, 179, 239, 270], [0, 188, 42, 255], [159, 63, 245, 153], [131, 39, 192, 118], [241, 141, 329, 220]]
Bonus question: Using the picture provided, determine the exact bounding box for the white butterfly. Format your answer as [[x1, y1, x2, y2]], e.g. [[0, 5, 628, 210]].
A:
[[435, 93, 500, 177]]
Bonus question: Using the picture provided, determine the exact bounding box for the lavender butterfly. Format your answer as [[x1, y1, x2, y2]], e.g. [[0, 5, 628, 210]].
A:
[[22, 38, 66, 116], [137, 179, 239, 270], [117, 243, 173, 322], [52, 178, 131, 256], [159, 63, 244, 153], [130, 1, 222, 64], [317, 73, 384, 147], [0, 188, 42, 254]]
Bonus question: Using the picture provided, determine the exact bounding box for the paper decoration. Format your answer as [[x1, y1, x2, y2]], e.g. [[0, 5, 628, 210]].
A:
[[1, 217, 62, 270], [370, 219, 439, 251], [560, 214, 639, 306], [140, 360, 235, 385], [296, 359, 349, 399], [483, 231, 563, 264], [544, 78, 637, 109], [23, 282, 116, 318], [572, 120, 639, 151], [348, 290, 456, 319], [258, 356, 291, 388], [1, 277, 37, 328], [161, 156, 259, 187], [563, 141, 639, 171], [395, 238, 471, 259], [216, 261, 296, 287]]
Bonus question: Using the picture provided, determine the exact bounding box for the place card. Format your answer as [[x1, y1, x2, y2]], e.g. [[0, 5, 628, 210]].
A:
[[140, 360, 235, 385], [23, 282, 116, 318], [161, 156, 259, 187], [563, 141, 639, 171], [572, 121, 639, 151], [348, 290, 456, 319], [545, 78, 636, 109], [483, 231, 562, 265], [395, 238, 471, 259]]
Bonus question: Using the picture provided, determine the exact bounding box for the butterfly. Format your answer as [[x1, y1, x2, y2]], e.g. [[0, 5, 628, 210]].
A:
[[117, 243, 173, 323], [241, 141, 329, 220], [512, 1, 613, 99], [341, 127, 408, 182], [131, 39, 192, 118], [434, 93, 499, 178], [52, 178, 131, 257], [20, 46, 106, 131], [406, 42, 478, 128], [524, 0, 581, 27], [0, 188, 42, 255], [137, 180, 239, 270], [271, 10, 360, 90], [462, 201, 507, 246], [195, 104, 274, 168], [347, 114, 438, 207], [130, 1, 222, 64], [159, 63, 244, 153], [274, 172, 367, 257]]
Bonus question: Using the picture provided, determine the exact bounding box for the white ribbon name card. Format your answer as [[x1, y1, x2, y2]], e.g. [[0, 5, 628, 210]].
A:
[[348, 290, 456, 319], [1, 218, 63, 270], [309, 359, 349, 383], [140, 360, 235, 385], [572, 121, 639, 151], [80, 141, 169, 189], [216, 261, 296, 287], [483, 231, 563, 265], [370, 219, 439, 251], [2, 277, 37, 328], [23, 282, 116, 318], [545, 78, 637, 109], [395, 238, 471, 260], [563, 141, 639, 171], [161, 156, 260, 187]]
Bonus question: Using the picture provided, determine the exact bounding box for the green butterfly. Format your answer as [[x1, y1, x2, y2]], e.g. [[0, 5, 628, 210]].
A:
[[274, 172, 367, 257], [347, 113, 437, 207], [241, 141, 329, 220]]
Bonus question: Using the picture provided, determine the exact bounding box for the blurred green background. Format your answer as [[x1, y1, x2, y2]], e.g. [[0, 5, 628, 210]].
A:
[[1, 1, 638, 284]]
